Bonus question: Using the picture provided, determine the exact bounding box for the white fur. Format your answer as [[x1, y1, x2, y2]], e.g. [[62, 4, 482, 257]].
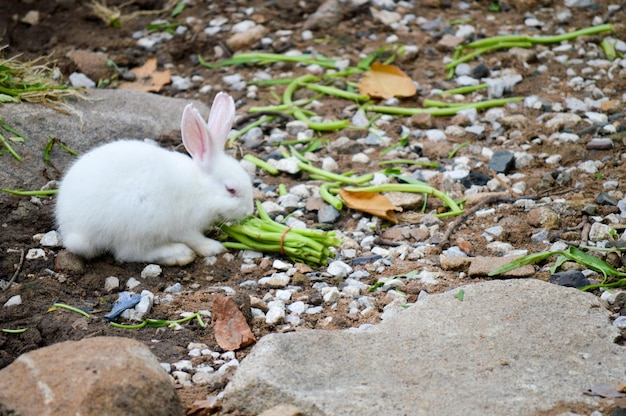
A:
[[55, 92, 253, 266]]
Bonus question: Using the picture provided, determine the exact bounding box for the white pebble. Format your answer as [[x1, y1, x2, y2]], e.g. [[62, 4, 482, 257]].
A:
[[104, 276, 120, 292], [327, 260, 353, 278], [141, 264, 162, 278], [258, 272, 290, 288], [26, 248, 46, 260], [265, 303, 285, 325], [322, 287, 340, 303], [126, 277, 141, 290], [352, 153, 370, 164], [4, 295, 22, 307], [39, 230, 61, 247]]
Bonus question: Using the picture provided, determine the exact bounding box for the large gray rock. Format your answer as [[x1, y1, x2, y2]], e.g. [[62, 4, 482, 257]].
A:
[[222, 279, 625, 415], [1, 89, 209, 202], [0, 336, 184, 416]]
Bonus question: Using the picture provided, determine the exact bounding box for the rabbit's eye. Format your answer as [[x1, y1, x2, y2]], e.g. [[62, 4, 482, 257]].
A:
[[226, 185, 237, 196]]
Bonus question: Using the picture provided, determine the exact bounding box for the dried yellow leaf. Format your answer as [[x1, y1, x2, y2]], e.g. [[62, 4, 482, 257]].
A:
[[358, 61, 417, 99], [339, 189, 403, 223]]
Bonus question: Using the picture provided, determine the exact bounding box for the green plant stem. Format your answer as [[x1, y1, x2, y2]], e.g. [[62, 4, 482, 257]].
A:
[[110, 321, 148, 329], [448, 142, 471, 158], [297, 161, 373, 185], [304, 83, 370, 102], [0, 132, 22, 161], [243, 154, 279, 175], [1, 328, 28, 333], [378, 159, 440, 168], [445, 41, 533, 70], [220, 200, 341, 266], [198, 52, 339, 69], [438, 84, 488, 95], [465, 23, 613, 49], [230, 115, 277, 142], [367, 97, 522, 116], [50, 302, 92, 319], [320, 182, 343, 210], [2, 189, 58, 196], [283, 75, 349, 131]]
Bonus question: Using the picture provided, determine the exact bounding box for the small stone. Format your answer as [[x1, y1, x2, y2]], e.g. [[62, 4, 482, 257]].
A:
[[164, 282, 182, 294], [327, 261, 353, 278], [265, 303, 285, 325], [545, 113, 581, 132], [588, 222, 613, 242], [586, 138, 613, 150], [258, 273, 291, 288], [55, 250, 86, 273], [274, 157, 300, 174], [470, 63, 490, 79], [352, 153, 370, 164], [172, 359, 193, 372], [21, 10, 40, 25], [322, 287, 340, 303], [318, 205, 340, 223], [26, 248, 46, 260], [410, 113, 433, 128], [489, 150, 515, 174], [531, 229, 549, 244], [141, 264, 162, 278], [4, 295, 22, 307], [104, 276, 120, 292], [272, 259, 292, 271], [231, 20, 256, 33], [304, 0, 344, 29], [321, 157, 339, 172], [596, 192, 618, 206], [545, 154, 562, 165], [261, 201, 285, 217], [40, 230, 61, 247], [425, 129, 446, 141], [527, 206, 560, 230], [509, 48, 537, 65], [126, 277, 141, 290], [549, 271, 590, 288], [226, 25, 268, 51], [69, 72, 96, 89], [436, 34, 463, 51], [613, 316, 626, 329]]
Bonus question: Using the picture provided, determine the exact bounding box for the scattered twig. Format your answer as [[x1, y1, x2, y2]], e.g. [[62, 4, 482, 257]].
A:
[[3, 249, 25, 291], [233, 110, 291, 128], [490, 169, 520, 198]]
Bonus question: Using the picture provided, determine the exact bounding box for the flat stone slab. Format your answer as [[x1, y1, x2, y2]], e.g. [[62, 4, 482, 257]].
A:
[[223, 279, 625, 415], [1, 89, 209, 202]]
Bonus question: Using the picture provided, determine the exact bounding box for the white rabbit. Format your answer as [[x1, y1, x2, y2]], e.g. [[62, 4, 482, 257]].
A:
[[55, 92, 254, 266]]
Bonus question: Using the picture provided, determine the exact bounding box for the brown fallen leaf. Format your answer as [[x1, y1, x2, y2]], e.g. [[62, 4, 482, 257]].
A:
[[358, 61, 417, 99], [339, 189, 402, 223], [118, 57, 170, 92], [212, 295, 256, 351]]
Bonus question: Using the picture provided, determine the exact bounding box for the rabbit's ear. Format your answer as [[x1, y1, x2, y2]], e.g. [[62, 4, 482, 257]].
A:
[[206, 92, 235, 148], [181, 103, 213, 165]]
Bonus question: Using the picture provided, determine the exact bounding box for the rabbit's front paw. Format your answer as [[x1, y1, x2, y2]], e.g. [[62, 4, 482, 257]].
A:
[[187, 237, 226, 257], [144, 243, 197, 266]]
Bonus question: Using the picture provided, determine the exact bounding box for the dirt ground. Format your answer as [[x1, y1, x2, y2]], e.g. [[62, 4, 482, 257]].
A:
[[2, 0, 626, 413]]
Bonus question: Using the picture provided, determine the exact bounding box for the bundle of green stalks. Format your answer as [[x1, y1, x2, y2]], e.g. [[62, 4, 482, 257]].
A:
[[220, 201, 342, 268]]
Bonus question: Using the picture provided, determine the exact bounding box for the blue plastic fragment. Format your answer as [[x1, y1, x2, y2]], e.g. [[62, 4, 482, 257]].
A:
[[104, 292, 142, 322]]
